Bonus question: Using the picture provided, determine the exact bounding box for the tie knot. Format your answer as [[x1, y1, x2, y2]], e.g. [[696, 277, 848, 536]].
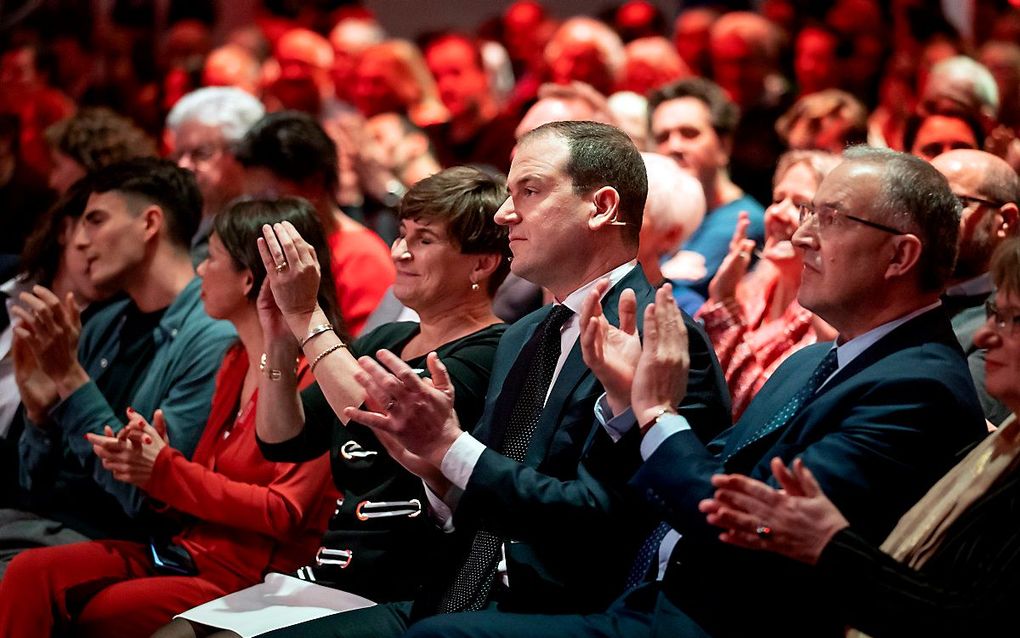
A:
[[811, 348, 839, 386], [545, 304, 574, 332]]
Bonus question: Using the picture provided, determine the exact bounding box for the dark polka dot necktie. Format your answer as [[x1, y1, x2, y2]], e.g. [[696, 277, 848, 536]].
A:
[[436, 304, 575, 613]]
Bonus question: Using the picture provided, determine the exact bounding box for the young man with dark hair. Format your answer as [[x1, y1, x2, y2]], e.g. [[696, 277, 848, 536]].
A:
[[0, 157, 236, 574], [235, 111, 394, 336]]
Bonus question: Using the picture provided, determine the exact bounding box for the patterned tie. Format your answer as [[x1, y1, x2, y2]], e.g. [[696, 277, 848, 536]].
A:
[[437, 304, 575, 613], [736, 348, 839, 453], [625, 520, 671, 588]]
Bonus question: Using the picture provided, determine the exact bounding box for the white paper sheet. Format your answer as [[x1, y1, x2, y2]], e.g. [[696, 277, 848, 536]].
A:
[[175, 573, 376, 637]]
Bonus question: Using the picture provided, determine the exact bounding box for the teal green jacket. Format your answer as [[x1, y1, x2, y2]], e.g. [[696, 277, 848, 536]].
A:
[[19, 277, 236, 535]]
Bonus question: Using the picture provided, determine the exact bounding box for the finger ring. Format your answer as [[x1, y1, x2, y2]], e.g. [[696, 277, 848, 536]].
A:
[[739, 251, 751, 259], [385, 399, 396, 411], [275, 262, 288, 273], [755, 524, 773, 540]]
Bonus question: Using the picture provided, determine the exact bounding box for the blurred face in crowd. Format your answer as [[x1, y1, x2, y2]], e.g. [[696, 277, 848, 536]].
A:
[[197, 232, 251, 321], [932, 151, 1018, 281], [974, 288, 1020, 410], [49, 152, 86, 195], [426, 38, 488, 121], [495, 132, 594, 296], [651, 96, 728, 190], [0, 47, 38, 91], [170, 121, 244, 215], [794, 27, 839, 95], [353, 53, 408, 117], [549, 37, 610, 95], [503, 1, 549, 67], [909, 115, 978, 162], [710, 32, 768, 107], [765, 161, 818, 263], [673, 9, 715, 75]]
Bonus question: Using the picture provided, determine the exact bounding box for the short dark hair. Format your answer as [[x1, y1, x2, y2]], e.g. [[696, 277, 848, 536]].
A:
[[902, 111, 986, 156], [45, 108, 156, 173], [843, 145, 960, 292], [648, 77, 740, 139], [399, 166, 510, 296], [88, 157, 203, 250], [521, 121, 647, 245], [234, 111, 339, 196], [214, 196, 345, 336]]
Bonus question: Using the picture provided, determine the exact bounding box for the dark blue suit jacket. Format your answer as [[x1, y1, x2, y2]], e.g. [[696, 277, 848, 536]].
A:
[[420, 267, 730, 616], [633, 307, 987, 638]]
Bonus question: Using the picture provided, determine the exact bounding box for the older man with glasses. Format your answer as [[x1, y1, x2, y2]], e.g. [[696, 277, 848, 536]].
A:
[[931, 149, 1020, 426]]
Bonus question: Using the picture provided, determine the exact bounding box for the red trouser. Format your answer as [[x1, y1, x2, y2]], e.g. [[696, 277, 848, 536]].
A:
[[0, 540, 230, 637]]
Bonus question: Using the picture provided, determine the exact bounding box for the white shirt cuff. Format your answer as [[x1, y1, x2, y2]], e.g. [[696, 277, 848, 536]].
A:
[[640, 413, 691, 460], [594, 392, 637, 442], [423, 481, 457, 532], [441, 431, 486, 491]]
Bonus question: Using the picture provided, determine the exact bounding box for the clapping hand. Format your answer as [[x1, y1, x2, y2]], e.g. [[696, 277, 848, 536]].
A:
[[12, 331, 59, 425], [11, 285, 88, 397], [631, 283, 690, 431], [579, 279, 641, 416], [87, 408, 170, 488], [257, 222, 322, 334], [698, 457, 849, 565], [707, 212, 755, 304]]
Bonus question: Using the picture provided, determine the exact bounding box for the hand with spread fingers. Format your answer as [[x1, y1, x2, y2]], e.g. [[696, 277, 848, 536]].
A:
[[343, 350, 460, 491], [10, 285, 88, 398], [631, 283, 690, 430], [257, 221, 323, 334], [698, 456, 850, 565], [707, 211, 755, 305], [12, 331, 59, 424], [579, 278, 641, 416], [86, 409, 170, 488]]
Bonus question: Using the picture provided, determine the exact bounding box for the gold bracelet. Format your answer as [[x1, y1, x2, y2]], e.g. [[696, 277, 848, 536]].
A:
[[259, 352, 299, 381], [300, 323, 334, 348], [310, 342, 347, 373]]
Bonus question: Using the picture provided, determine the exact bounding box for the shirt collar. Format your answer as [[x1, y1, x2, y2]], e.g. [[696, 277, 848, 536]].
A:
[[558, 261, 638, 315], [833, 300, 943, 371]]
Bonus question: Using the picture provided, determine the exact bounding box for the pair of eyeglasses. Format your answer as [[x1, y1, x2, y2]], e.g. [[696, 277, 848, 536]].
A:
[[984, 300, 1020, 336], [797, 204, 907, 235], [956, 194, 1003, 210]]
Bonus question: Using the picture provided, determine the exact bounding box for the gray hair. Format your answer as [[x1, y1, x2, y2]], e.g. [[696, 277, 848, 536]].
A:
[[842, 145, 960, 292], [165, 87, 266, 143], [928, 56, 1000, 117]]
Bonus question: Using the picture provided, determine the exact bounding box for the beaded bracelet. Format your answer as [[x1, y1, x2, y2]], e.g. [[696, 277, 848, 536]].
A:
[[300, 323, 334, 348], [310, 342, 348, 373]]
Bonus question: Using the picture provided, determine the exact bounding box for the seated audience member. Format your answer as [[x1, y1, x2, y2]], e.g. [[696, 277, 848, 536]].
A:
[[423, 33, 518, 174], [328, 15, 386, 105], [234, 121, 729, 638], [160, 166, 511, 637], [201, 44, 262, 96], [672, 7, 719, 77], [648, 77, 766, 303], [698, 151, 840, 420], [917, 55, 1000, 128], [637, 152, 705, 312], [776, 89, 868, 154], [234, 111, 394, 336], [0, 158, 236, 572], [544, 17, 626, 97], [165, 87, 266, 265], [702, 236, 1020, 638], [45, 107, 156, 196], [0, 197, 338, 637], [0, 114, 52, 263], [619, 36, 690, 97], [792, 25, 842, 97], [607, 91, 649, 150], [272, 28, 335, 103], [932, 149, 1020, 425], [902, 111, 984, 162], [403, 146, 986, 638], [351, 40, 449, 128], [0, 183, 109, 506], [708, 11, 792, 205], [515, 81, 615, 144], [979, 40, 1020, 133]]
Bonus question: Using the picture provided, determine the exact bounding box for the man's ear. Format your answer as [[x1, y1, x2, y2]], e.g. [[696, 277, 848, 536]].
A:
[[885, 233, 924, 280], [588, 186, 622, 230], [140, 204, 164, 243], [998, 202, 1019, 238]]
